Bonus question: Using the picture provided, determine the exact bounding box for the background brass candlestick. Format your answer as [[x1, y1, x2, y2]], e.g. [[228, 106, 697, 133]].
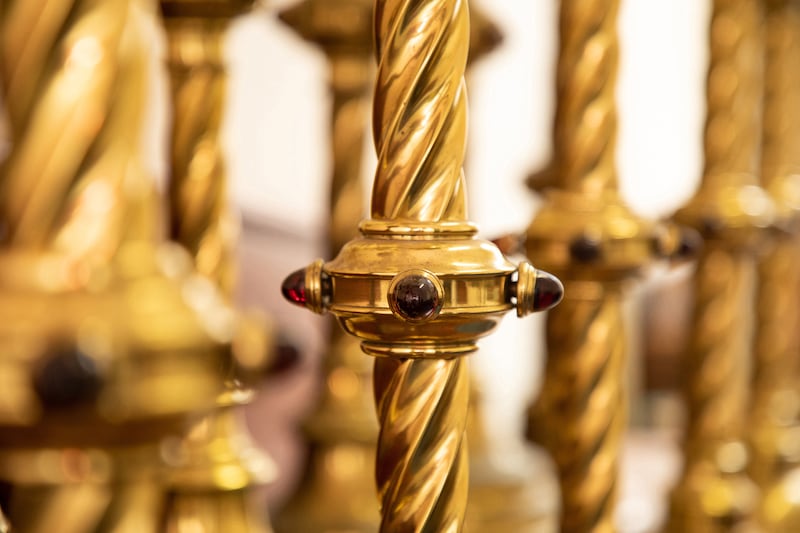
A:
[[0, 0, 233, 530], [281, 0, 563, 530], [462, 7, 559, 533], [159, 1, 277, 532], [275, 1, 380, 531], [667, 0, 775, 530], [523, 0, 689, 531], [749, 0, 800, 529]]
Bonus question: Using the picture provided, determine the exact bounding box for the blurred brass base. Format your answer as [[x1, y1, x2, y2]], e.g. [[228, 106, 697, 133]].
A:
[[276, 442, 378, 533], [163, 490, 272, 533], [161, 400, 277, 533], [465, 447, 559, 533], [667, 442, 761, 533], [0, 446, 163, 533], [759, 467, 800, 531]]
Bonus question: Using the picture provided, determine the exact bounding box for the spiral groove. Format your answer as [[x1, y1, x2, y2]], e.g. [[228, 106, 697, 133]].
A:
[[554, 0, 619, 197], [374, 357, 469, 532], [529, 288, 624, 533], [371, 0, 469, 223], [702, 0, 764, 185], [0, 0, 135, 257], [166, 20, 236, 294]]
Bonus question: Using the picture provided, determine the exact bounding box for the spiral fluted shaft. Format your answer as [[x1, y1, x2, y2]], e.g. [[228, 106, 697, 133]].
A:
[[529, 288, 624, 533], [329, 54, 371, 256], [760, 0, 800, 185], [0, 0, 141, 260], [369, 1, 471, 531], [554, 0, 619, 197], [750, 0, 800, 489], [166, 19, 236, 295], [373, 357, 469, 532], [702, 0, 764, 187], [685, 250, 754, 455], [371, 0, 469, 223]]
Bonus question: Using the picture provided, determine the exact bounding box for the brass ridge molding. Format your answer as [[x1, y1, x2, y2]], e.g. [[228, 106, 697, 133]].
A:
[[281, 0, 562, 530]]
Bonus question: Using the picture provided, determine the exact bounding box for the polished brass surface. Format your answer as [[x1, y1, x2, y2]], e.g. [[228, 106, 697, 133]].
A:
[[667, 0, 776, 531], [523, 0, 685, 531], [750, 0, 800, 530], [160, 1, 275, 532], [275, 1, 379, 531], [281, 0, 562, 530], [0, 0, 233, 530]]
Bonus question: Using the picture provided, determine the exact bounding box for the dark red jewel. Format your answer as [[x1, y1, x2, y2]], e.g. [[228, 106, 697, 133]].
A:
[[282, 268, 307, 306], [533, 272, 564, 311]]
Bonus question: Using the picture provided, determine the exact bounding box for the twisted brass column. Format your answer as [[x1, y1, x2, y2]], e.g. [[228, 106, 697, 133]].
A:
[[275, 2, 379, 531], [0, 0, 232, 531], [524, 1, 687, 531], [750, 0, 800, 529], [158, 2, 276, 533], [282, 1, 562, 530], [667, 0, 775, 530]]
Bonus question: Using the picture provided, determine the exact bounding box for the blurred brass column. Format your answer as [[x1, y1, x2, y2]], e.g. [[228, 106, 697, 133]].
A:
[[524, 0, 685, 531], [275, 2, 380, 531], [667, 0, 775, 530], [750, 0, 800, 529], [0, 0, 232, 531], [159, 1, 276, 532], [281, 0, 563, 530], [463, 7, 558, 533]]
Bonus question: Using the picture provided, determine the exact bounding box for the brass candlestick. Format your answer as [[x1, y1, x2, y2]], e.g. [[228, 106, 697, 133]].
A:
[[523, 0, 688, 531], [159, 2, 276, 532], [750, 0, 800, 530], [281, 0, 563, 530], [0, 0, 233, 530], [462, 7, 559, 533], [667, 0, 776, 530], [275, 1, 380, 531]]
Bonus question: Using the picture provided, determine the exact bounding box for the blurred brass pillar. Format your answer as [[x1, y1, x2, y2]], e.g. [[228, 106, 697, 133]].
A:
[[275, 1, 380, 531], [524, 0, 684, 531], [159, 2, 276, 532], [0, 0, 232, 531], [281, 0, 563, 530], [667, 0, 775, 530], [463, 8, 559, 533], [750, 0, 800, 529]]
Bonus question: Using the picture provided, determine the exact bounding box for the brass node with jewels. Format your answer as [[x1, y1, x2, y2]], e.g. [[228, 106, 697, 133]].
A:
[[282, 221, 563, 528], [283, 222, 563, 356]]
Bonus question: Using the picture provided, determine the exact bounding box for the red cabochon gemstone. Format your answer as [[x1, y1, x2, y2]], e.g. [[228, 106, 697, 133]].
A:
[[281, 268, 307, 306]]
